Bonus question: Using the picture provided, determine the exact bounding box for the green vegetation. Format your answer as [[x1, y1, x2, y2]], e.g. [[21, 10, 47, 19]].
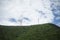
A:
[[0, 23, 60, 40]]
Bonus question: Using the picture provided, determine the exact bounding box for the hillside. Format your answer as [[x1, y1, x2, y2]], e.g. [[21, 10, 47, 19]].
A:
[[0, 23, 60, 40]]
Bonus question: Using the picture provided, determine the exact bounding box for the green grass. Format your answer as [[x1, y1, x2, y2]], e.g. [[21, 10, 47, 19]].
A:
[[0, 23, 60, 40]]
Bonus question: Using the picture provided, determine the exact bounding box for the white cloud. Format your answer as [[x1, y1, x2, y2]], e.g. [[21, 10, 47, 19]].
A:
[[55, 17, 60, 20], [0, 0, 55, 26], [57, 23, 60, 27], [51, 0, 60, 26], [0, 19, 20, 26]]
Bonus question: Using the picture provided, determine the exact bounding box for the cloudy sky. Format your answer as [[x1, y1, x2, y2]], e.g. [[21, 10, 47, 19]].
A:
[[0, 0, 60, 26]]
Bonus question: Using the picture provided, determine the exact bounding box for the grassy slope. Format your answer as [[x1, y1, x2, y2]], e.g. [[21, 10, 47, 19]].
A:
[[0, 23, 60, 40]]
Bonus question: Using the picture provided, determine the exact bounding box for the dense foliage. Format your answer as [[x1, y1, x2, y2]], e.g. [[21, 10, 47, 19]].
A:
[[0, 23, 60, 40]]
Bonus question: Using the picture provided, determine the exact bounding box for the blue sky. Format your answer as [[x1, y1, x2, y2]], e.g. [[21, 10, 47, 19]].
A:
[[51, 0, 60, 26], [0, 0, 60, 26]]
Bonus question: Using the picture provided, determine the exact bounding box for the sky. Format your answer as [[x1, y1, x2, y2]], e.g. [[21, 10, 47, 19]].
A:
[[51, 0, 60, 26], [0, 0, 60, 26]]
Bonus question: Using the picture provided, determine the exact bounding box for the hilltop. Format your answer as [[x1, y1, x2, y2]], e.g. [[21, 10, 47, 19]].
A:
[[0, 23, 60, 40]]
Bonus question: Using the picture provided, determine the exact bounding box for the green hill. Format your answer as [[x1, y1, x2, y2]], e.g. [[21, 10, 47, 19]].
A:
[[0, 23, 60, 40]]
